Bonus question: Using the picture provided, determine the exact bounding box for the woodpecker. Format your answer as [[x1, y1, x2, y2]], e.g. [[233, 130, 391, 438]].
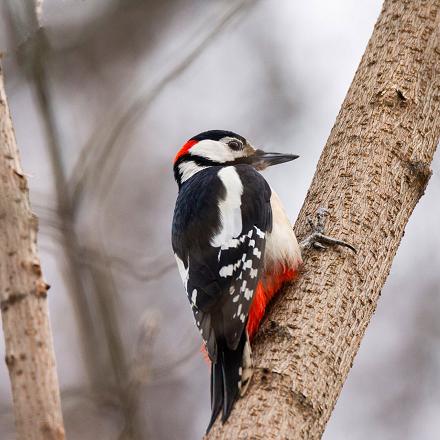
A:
[[171, 130, 353, 432]]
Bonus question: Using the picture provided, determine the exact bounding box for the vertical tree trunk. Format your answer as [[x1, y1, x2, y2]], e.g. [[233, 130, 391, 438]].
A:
[[207, 0, 440, 438], [0, 66, 65, 439]]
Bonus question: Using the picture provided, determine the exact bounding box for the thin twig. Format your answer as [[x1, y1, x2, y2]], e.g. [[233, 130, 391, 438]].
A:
[[5, 0, 105, 389], [68, 0, 258, 211], [7, 2, 145, 438]]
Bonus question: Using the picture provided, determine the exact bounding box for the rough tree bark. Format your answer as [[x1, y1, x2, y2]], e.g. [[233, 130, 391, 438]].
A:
[[207, 1, 440, 439], [0, 66, 65, 439]]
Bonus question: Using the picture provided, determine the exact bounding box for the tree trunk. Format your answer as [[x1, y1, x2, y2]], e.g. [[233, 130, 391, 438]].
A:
[[207, 0, 440, 438], [0, 66, 65, 439]]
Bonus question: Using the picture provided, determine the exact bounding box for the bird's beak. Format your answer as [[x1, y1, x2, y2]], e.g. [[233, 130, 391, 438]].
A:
[[247, 149, 299, 170]]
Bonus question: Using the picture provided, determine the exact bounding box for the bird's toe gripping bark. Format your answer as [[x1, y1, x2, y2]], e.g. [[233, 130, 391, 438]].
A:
[[299, 207, 357, 253]]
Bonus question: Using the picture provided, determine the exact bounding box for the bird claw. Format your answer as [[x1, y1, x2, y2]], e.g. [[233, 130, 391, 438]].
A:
[[312, 241, 327, 250], [299, 208, 357, 253]]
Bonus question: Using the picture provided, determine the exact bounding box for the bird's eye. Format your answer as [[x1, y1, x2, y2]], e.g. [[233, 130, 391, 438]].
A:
[[228, 140, 242, 151]]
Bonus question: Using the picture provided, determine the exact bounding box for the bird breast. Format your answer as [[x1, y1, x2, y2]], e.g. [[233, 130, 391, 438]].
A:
[[264, 190, 302, 274]]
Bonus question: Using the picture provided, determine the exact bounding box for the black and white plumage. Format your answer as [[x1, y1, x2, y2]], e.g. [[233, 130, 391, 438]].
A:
[[172, 130, 301, 431]]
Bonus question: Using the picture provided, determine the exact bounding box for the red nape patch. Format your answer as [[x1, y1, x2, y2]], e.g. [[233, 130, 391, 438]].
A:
[[174, 139, 197, 163], [246, 267, 298, 341]]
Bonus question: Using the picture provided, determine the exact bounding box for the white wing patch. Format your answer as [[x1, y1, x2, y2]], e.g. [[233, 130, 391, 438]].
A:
[[191, 289, 198, 306], [210, 167, 243, 248], [174, 253, 189, 290]]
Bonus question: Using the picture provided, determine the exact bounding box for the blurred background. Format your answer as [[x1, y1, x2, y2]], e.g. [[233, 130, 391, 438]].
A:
[[0, 0, 439, 439]]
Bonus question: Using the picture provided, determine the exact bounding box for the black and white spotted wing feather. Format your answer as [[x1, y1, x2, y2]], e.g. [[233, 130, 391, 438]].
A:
[[217, 221, 267, 351]]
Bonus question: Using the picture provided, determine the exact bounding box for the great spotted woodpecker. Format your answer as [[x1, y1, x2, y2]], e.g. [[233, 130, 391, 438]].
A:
[[171, 130, 353, 432]]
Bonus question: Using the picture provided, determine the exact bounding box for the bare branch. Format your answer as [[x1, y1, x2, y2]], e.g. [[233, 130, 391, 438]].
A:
[[34, 0, 43, 25], [7, 3, 147, 438], [6, 0, 108, 389], [0, 62, 65, 440]]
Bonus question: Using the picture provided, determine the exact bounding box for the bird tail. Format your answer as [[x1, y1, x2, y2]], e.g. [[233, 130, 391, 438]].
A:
[[206, 331, 253, 433]]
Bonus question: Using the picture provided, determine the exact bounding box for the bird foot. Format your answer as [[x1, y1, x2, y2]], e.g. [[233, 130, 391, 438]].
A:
[[299, 207, 356, 253]]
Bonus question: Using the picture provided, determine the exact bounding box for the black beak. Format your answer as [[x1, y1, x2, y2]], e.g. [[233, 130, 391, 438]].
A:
[[248, 149, 299, 170]]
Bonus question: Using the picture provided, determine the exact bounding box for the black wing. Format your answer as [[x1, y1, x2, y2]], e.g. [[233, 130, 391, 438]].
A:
[[172, 165, 272, 360]]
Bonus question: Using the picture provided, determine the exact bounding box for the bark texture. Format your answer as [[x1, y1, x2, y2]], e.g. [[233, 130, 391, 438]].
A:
[[207, 1, 440, 438], [0, 66, 65, 439]]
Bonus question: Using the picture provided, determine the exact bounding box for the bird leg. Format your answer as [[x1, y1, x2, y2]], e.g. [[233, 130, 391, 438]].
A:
[[299, 207, 357, 253]]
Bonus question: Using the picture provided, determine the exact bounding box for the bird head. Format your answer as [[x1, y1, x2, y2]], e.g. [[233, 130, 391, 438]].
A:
[[173, 130, 298, 186]]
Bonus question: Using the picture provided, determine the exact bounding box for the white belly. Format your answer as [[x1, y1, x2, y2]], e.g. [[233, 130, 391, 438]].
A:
[[264, 190, 302, 273]]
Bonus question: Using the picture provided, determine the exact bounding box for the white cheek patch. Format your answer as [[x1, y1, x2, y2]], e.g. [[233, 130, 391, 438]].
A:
[[190, 139, 245, 163], [211, 167, 243, 247]]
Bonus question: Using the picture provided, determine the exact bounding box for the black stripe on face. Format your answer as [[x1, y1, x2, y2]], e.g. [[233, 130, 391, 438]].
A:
[[173, 153, 273, 187], [174, 155, 222, 187]]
